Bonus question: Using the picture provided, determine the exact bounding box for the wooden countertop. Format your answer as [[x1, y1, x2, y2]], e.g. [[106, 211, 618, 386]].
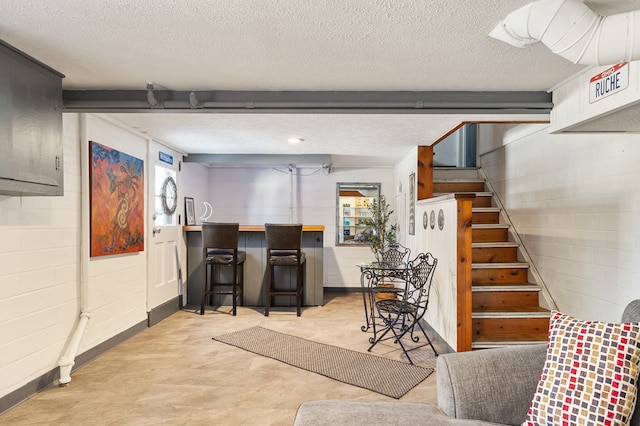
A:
[[183, 225, 325, 232]]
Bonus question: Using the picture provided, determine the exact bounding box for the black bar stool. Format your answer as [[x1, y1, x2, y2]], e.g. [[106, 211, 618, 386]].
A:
[[264, 223, 305, 316], [201, 222, 246, 316]]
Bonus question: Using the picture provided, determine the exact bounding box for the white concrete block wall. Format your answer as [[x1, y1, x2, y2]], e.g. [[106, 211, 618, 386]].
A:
[[480, 124, 640, 322], [81, 115, 148, 352], [0, 114, 81, 398], [0, 113, 153, 401]]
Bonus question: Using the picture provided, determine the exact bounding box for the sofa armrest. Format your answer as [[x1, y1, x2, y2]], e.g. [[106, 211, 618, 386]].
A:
[[437, 344, 546, 426]]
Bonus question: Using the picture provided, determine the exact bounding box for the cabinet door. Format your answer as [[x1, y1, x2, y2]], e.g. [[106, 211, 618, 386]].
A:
[[0, 41, 63, 196]]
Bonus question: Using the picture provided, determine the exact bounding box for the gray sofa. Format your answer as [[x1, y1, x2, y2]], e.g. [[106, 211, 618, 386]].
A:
[[294, 300, 640, 426]]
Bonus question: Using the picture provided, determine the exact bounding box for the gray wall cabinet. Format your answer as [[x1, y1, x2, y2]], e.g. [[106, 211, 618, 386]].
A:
[[0, 40, 64, 196]]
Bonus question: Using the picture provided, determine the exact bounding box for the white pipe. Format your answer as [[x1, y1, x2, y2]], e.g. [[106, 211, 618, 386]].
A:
[[58, 114, 91, 386], [58, 311, 91, 385], [490, 0, 640, 65], [289, 164, 294, 223]]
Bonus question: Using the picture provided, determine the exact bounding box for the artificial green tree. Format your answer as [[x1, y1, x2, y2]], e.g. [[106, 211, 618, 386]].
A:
[[362, 194, 397, 259]]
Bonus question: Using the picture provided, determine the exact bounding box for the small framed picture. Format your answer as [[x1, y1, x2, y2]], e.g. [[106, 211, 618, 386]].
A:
[[184, 197, 196, 225]]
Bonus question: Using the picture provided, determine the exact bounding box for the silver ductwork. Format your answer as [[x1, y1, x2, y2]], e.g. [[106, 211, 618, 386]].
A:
[[490, 0, 640, 65]]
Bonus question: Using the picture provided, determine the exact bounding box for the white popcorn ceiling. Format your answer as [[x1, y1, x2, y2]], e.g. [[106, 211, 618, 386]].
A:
[[2, 0, 639, 166]]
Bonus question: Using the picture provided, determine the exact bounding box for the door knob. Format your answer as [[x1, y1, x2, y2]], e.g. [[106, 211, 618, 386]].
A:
[[153, 227, 162, 236]]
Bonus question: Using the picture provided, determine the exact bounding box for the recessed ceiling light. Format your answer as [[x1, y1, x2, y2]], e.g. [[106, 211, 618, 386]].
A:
[[288, 137, 304, 144]]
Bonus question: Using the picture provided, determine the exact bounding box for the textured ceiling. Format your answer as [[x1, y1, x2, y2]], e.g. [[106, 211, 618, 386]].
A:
[[2, 0, 639, 166]]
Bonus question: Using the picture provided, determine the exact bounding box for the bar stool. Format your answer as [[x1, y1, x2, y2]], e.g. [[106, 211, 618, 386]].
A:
[[264, 223, 305, 316], [201, 222, 246, 316]]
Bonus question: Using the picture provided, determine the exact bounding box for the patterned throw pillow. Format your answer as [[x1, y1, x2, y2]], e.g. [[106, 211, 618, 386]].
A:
[[523, 311, 640, 426]]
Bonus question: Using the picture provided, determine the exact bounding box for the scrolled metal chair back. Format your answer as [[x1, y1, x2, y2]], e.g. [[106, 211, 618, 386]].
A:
[[407, 252, 437, 310], [380, 243, 411, 264]]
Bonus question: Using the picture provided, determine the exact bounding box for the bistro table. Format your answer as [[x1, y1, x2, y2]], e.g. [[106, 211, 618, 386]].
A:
[[356, 261, 409, 342]]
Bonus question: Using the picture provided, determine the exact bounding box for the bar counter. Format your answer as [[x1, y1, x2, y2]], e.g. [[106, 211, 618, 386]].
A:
[[184, 225, 324, 308]]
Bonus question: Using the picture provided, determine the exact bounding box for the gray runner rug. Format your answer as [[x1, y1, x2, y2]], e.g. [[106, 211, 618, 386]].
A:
[[213, 326, 433, 399]]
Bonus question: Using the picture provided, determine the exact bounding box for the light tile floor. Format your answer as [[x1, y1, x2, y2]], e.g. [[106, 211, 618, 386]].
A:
[[1, 292, 447, 425]]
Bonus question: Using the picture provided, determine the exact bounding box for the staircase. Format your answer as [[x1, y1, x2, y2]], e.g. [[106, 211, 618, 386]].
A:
[[433, 168, 550, 350]]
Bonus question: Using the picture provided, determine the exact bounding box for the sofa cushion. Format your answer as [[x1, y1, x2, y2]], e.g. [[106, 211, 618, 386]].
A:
[[523, 311, 640, 426]]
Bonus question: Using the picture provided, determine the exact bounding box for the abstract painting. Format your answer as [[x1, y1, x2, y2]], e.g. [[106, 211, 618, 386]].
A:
[[90, 141, 144, 257]]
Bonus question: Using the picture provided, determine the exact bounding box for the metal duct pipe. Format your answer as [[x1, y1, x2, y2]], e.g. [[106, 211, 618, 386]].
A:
[[490, 0, 640, 65]]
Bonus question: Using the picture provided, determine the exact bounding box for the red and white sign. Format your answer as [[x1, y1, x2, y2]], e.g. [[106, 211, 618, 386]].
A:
[[589, 62, 629, 103]]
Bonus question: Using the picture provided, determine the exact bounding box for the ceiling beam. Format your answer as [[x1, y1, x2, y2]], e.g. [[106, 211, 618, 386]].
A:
[[184, 154, 332, 167], [62, 90, 552, 114]]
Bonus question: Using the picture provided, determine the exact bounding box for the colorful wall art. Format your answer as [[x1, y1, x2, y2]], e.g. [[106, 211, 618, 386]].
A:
[[90, 141, 144, 257]]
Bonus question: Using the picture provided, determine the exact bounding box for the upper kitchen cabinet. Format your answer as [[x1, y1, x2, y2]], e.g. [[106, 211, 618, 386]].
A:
[[0, 39, 64, 196]]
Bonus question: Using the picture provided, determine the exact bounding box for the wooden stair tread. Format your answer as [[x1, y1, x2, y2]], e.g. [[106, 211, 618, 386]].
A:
[[474, 333, 548, 342], [433, 166, 478, 170], [472, 262, 529, 268], [472, 284, 540, 292], [473, 306, 550, 317], [473, 281, 537, 287], [472, 242, 518, 248], [472, 223, 509, 229], [434, 191, 492, 196], [433, 178, 484, 182], [472, 333, 547, 348], [472, 207, 500, 212]]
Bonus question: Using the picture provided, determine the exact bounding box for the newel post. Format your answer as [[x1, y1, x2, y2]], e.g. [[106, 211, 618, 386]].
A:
[[455, 194, 475, 352], [417, 146, 433, 201]]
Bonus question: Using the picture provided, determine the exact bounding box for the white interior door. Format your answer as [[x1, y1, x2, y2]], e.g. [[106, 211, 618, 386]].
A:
[[147, 141, 180, 311]]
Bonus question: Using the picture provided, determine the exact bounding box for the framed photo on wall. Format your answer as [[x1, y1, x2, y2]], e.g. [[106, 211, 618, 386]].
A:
[[185, 197, 196, 225], [409, 172, 415, 235]]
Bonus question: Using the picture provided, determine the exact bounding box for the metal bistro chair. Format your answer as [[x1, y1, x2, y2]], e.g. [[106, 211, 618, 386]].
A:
[[200, 222, 246, 316], [264, 223, 306, 317], [373, 243, 411, 301], [380, 242, 411, 264], [368, 252, 438, 364]]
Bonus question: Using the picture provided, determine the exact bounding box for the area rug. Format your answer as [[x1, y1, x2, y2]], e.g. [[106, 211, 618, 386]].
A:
[[212, 326, 433, 399]]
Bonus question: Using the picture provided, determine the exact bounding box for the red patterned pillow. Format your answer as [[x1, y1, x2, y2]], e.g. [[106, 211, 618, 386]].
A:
[[523, 311, 640, 426]]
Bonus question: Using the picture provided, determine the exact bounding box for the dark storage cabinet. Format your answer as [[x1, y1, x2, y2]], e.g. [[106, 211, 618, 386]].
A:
[[0, 40, 64, 196]]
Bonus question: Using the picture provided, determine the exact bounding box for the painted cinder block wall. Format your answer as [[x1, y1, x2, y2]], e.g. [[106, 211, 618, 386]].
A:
[[0, 113, 82, 401], [0, 114, 150, 403]]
